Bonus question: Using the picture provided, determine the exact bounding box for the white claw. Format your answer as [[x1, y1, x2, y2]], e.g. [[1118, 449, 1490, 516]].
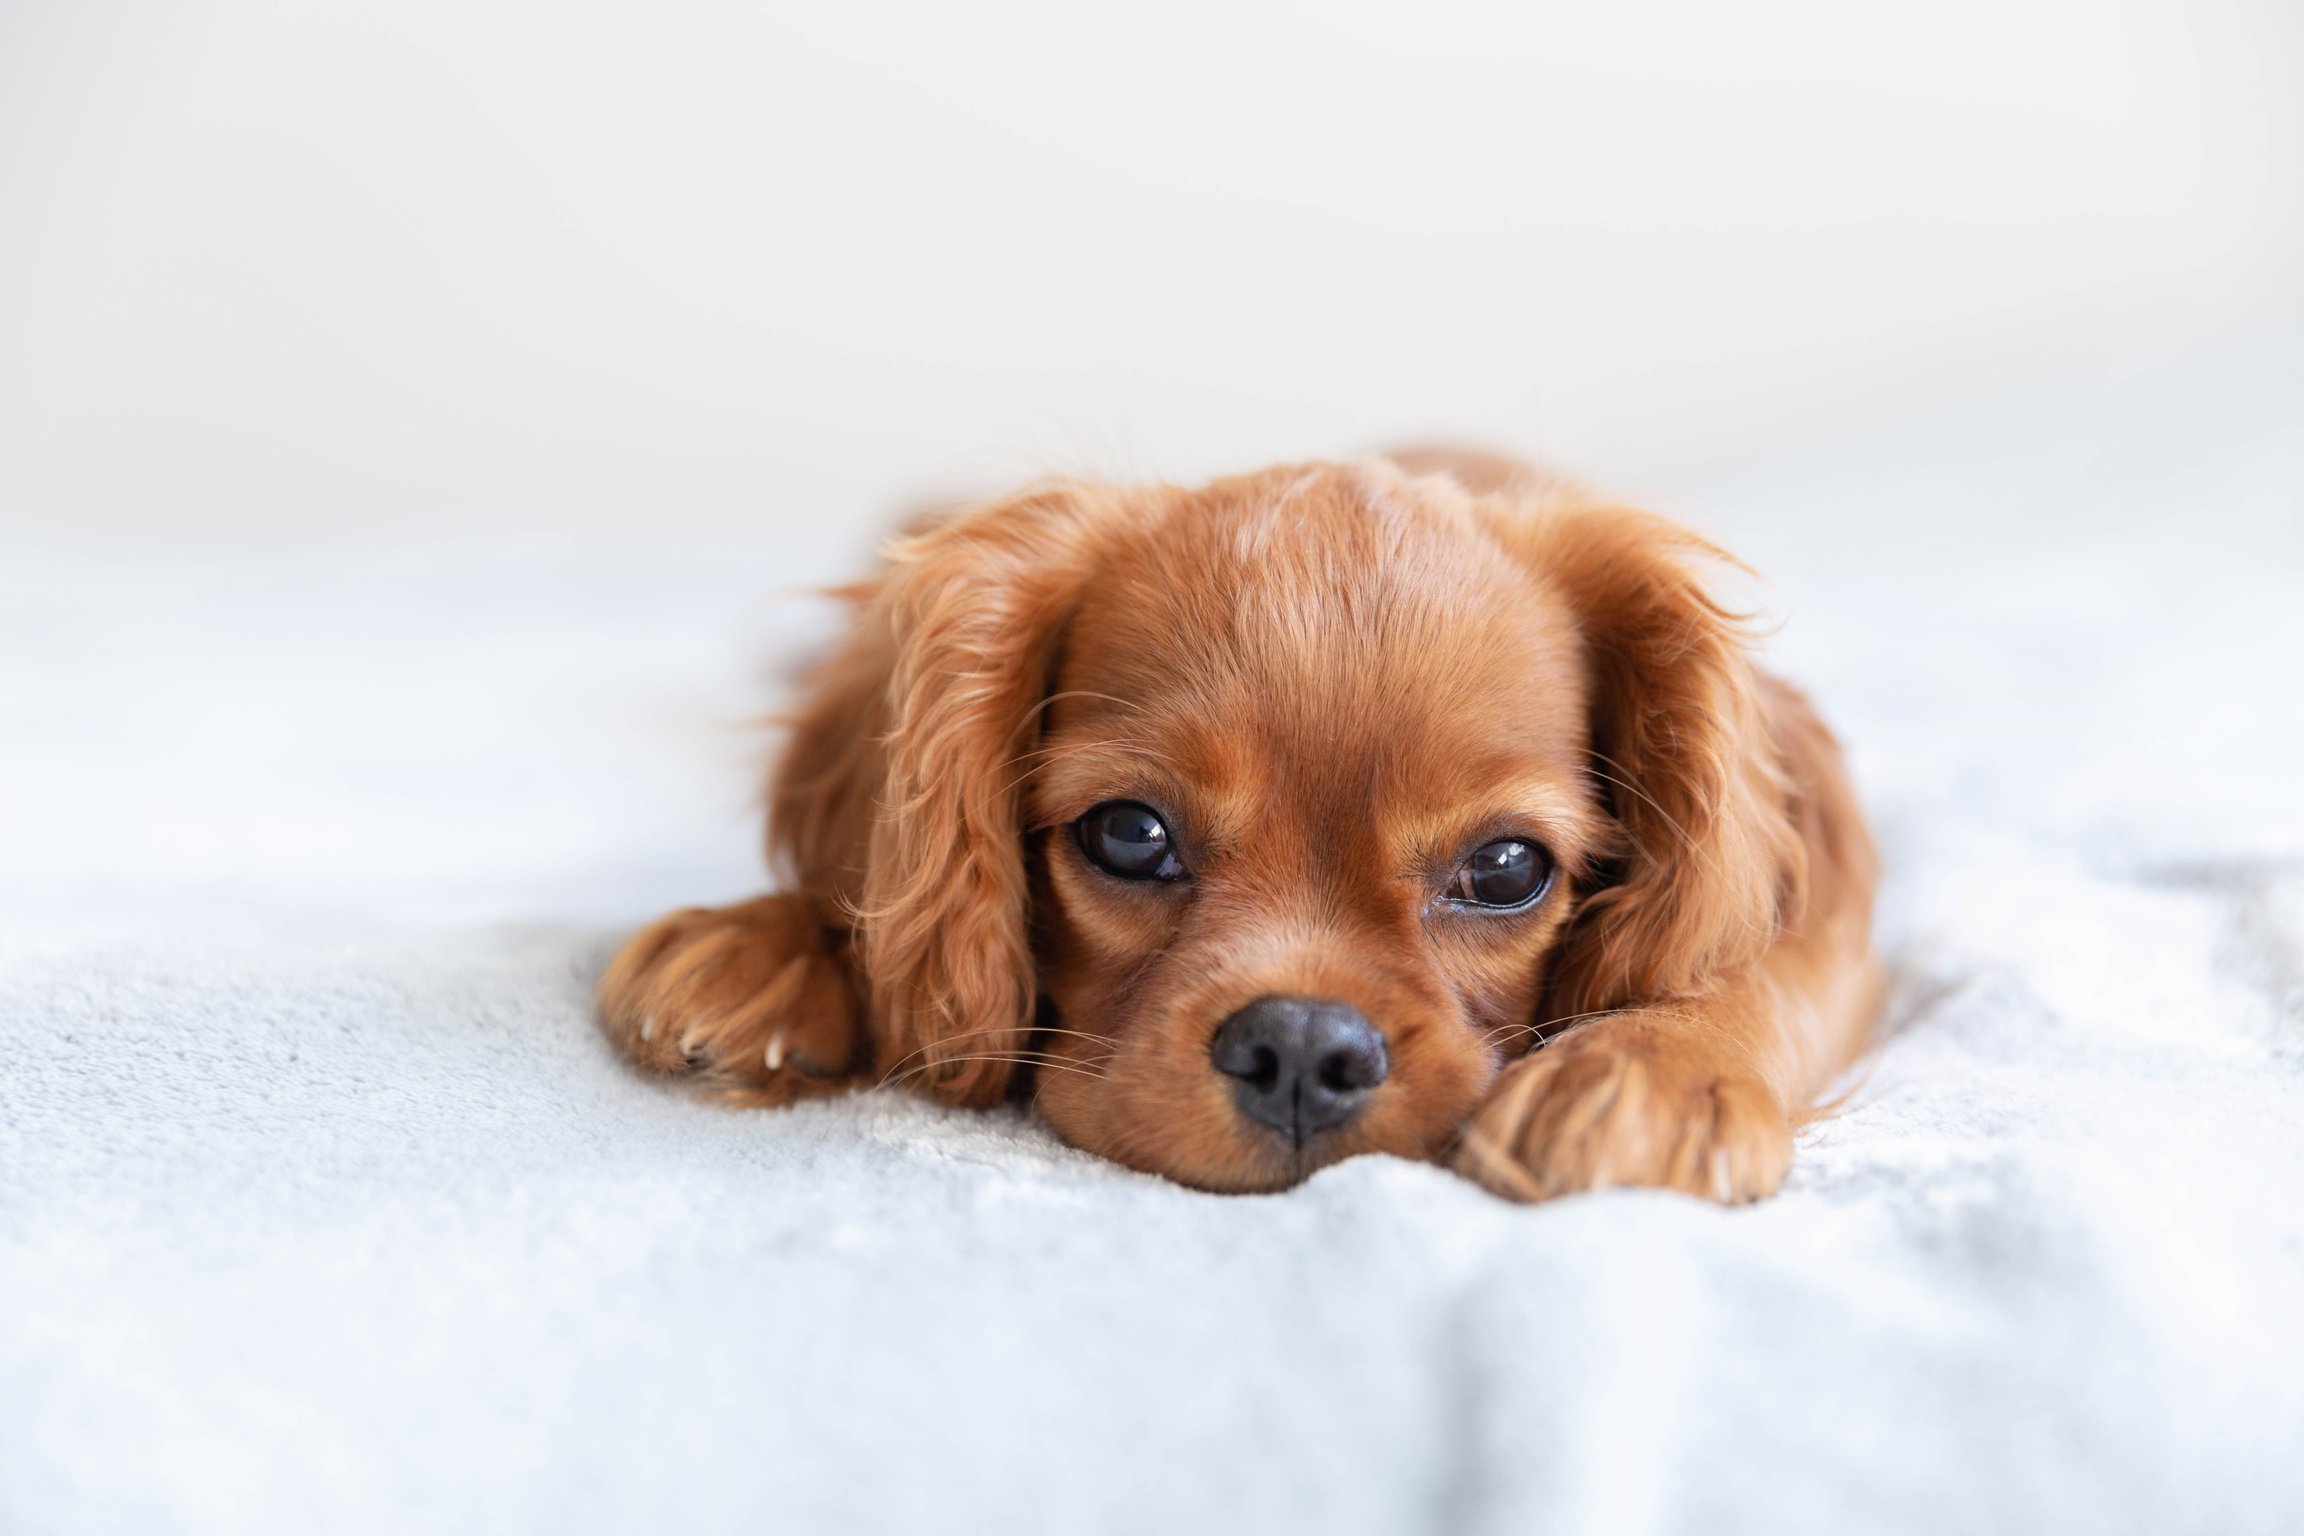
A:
[[764, 1032, 787, 1071], [639, 1015, 656, 1042]]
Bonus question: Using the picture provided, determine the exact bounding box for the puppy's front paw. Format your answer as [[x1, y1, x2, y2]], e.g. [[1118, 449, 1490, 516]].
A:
[[1454, 1014, 1792, 1204], [596, 895, 863, 1105]]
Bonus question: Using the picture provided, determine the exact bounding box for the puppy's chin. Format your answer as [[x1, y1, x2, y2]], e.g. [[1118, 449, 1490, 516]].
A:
[[1034, 1074, 1368, 1193], [1030, 1039, 1494, 1194]]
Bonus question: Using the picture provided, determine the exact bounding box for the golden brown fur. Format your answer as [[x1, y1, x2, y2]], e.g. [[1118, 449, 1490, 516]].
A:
[[596, 454, 1879, 1202]]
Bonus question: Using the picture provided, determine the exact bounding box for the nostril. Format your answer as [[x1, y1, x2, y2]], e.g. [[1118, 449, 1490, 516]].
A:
[[1317, 1048, 1374, 1094], [1212, 1004, 1300, 1090], [1306, 1004, 1389, 1100]]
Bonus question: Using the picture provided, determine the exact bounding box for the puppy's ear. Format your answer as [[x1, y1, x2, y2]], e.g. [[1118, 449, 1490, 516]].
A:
[[769, 482, 1122, 1107], [1488, 491, 1804, 1015]]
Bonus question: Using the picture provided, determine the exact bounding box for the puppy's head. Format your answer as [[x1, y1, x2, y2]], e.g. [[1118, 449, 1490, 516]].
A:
[[776, 458, 1791, 1191]]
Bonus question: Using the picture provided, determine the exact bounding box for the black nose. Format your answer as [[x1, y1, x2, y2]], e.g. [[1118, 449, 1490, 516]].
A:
[[1209, 996, 1389, 1143]]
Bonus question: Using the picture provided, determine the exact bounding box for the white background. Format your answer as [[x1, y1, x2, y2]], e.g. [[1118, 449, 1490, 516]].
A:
[[4, 0, 2299, 561]]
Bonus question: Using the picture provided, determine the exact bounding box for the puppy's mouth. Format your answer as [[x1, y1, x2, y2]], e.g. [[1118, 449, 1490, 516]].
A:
[[1215, 1121, 1380, 1195]]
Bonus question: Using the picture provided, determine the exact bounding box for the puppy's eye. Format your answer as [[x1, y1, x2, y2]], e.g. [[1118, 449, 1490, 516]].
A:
[[1077, 801, 1185, 881], [1446, 839, 1553, 910]]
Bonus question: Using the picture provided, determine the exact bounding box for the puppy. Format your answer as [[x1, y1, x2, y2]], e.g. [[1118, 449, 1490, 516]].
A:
[[598, 451, 1879, 1202]]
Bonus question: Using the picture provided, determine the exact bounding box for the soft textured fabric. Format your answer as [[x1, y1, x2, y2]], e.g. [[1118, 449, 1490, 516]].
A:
[[4, 333, 2301, 1534]]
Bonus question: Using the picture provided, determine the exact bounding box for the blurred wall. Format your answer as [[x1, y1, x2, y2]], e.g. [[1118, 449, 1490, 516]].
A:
[[2, 0, 2298, 569]]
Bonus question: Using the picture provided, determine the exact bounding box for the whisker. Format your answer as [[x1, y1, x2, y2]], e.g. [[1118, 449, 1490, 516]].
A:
[[1586, 758, 1707, 865], [872, 1025, 1117, 1087], [1480, 1007, 1624, 1052], [1590, 750, 1772, 946], [1003, 736, 1160, 767], [881, 1052, 1114, 1091], [1023, 1027, 1121, 1046], [997, 739, 1165, 799], [1022, 689, 1145, 723]]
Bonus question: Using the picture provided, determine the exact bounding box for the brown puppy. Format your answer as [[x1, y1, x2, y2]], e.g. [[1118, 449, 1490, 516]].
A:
[[598, 452, 1879, 1202]]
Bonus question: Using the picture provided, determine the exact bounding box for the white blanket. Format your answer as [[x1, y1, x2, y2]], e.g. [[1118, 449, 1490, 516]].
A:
[[4, 333, 2301, 1534]]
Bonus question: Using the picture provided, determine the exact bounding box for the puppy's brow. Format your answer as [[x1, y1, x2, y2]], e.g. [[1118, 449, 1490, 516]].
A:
[[1400, 780, 1608, 875], [1005, 745, 1156, 804], [1022, 730, 1200, 803], [1014, 739, 1171, 824], [1024, 689, 1145, 724]]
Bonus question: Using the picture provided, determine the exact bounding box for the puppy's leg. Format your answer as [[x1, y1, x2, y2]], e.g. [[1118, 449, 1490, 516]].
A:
[[1455, 887, 1880, 1204], [1455, 999, 1792, 1204], [596, 894, 865, 1105], [1456, 675, 1881, 1204]]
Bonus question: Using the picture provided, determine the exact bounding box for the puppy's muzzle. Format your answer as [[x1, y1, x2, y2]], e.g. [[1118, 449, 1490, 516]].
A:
[[1209, 995, 1389, 1146]]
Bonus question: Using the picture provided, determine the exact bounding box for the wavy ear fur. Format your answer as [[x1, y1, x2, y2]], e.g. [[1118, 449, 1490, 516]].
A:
[[1483, 486, 1805, 1017], [767, 482, 1124, 1106]]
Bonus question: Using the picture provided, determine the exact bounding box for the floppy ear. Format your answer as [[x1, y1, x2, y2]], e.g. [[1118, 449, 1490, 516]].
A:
[[767, 482, 1121, 1107], [1485, 489, 1804, 1017]]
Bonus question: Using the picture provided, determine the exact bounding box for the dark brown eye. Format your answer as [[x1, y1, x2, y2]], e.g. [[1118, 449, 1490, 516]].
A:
[[1447, 839, 1552, 910], [1077, 801, 1184, 881]]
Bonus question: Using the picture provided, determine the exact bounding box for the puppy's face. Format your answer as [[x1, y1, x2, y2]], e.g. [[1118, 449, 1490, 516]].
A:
[[1021, 469, 1612, 1191]]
